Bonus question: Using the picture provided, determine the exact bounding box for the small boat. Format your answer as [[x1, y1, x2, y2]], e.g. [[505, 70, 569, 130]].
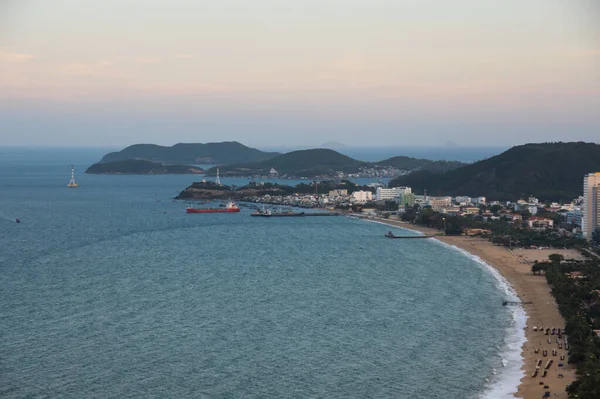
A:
[[385, 231, 398, 238], [186, 201, 240, 213], [15, 218, 20, 223]]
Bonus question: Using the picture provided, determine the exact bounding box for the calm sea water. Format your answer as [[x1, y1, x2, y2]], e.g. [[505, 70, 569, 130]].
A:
[[0, 148, 523, 399]]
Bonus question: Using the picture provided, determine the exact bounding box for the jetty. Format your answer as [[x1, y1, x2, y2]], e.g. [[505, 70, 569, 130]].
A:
[[502, 300, 533, 306], [385, 231, 439, 239]]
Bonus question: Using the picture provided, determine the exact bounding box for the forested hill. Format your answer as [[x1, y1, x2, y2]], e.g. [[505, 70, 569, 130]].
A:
[[375, 156, 465, 173], [210, 149, 366, 177], [99, 142, 280, 164], [389, 142, 600, 201]]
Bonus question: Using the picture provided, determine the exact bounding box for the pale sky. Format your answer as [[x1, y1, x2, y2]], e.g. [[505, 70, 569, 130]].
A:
[[1, 0, 599, 147]]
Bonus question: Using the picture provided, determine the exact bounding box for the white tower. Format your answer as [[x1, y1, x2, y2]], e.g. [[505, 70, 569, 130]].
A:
[[67, 165, 78, 188], [582, 172, 600, 241], [215, 168, 221, 185]]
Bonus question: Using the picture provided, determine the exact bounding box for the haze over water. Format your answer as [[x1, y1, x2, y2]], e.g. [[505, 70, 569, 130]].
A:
[[0, 148, 524, 398]]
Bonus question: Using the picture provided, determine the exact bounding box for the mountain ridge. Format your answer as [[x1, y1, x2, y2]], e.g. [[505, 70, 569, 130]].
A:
[[207, 148, 466, 177], [389, 141, 600, 201]]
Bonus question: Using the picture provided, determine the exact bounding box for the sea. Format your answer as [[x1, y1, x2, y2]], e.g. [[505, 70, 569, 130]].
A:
[[0, 147, 525, 399]]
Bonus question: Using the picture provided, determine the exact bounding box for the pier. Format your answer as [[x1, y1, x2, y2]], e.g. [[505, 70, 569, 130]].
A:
[[385, 235, 438, 239], [502, 300, 533, 306]]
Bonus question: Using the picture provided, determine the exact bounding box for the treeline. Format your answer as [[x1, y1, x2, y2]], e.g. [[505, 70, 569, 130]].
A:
[[544, 260, 600, 398], [398, 205, 587, 247]]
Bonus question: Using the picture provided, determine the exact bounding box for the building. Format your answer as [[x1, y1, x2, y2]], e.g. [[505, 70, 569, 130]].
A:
[[565, 210, 583, 227], [428, 197, 452, 211], [474, 197, 486, 205], [582, 173, 600, 241], [454, 196, 471, 205], [376, 187, 410, 201], [399, 192, 415, 206], [527, 216, 554, 230], [352, 190, 372, 203], [527, 205, 538, 215], [328, 189, 348, 198], [443, 206, 462, 215], [463, 206, 480, 215]]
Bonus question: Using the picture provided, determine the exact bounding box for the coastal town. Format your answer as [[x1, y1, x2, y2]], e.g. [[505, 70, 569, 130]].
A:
[[195, 172, 599, 246]]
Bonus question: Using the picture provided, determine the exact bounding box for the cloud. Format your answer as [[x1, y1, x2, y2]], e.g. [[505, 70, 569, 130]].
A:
[[325, 56, 368, 72], [175, 53, 195, 59], [136, 58, 161, 64], [60, 60, 115, 76], [568, 49, 600, 58], [0, 49, 38, 62]]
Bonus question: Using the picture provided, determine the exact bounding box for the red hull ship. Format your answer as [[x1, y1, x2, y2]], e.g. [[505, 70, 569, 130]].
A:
[[186, 201, 240, 213]]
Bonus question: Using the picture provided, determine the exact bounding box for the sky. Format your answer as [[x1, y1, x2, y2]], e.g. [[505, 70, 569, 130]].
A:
[[0, 0, 599, 148]]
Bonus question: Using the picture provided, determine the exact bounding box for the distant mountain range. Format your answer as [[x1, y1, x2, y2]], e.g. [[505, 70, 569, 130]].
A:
[[207, 149, 466, 177], [86, 160, 204, 175], [100, 141, 280, 165], [92, 142, 467, 177], [389, 142, 600, 201]]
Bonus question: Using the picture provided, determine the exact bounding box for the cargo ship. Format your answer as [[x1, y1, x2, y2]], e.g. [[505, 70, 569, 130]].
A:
[[186, 201, 240, 213]]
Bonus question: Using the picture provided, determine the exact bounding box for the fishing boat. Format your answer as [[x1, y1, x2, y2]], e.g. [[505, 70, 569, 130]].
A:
[[186, 201, 240, 213], [251, 209, 305, 217]]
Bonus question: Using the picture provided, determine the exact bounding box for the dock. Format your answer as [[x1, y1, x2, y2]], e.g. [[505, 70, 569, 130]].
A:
[[385, 235, 438, 239], [502, 301, 533, 306]]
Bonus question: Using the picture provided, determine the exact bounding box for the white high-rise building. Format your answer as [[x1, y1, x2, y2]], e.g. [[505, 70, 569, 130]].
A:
[[582, 172, 600, 241]]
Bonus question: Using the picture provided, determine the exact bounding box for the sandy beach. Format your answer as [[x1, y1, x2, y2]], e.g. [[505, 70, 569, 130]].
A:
[[372, 217, 577, 399]]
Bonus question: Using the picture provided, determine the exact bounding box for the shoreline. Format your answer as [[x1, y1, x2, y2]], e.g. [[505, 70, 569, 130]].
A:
[[368, 217, 577, 399]]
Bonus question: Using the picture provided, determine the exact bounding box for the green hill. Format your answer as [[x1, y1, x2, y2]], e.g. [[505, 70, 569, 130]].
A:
[[100, 141, 279, 164], [389, 142, 600, 201], [86, 159, 204, 174], [375, 156, 465, 172], [209, 148, 366, 177]]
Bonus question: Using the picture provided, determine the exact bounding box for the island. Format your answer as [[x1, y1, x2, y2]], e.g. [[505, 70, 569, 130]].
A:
[[205, 148, 465, 179], [85, 159, 204, 175], [99, 141, 279, 165]]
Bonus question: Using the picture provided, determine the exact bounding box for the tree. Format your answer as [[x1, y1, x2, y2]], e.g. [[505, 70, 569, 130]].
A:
[[532, 263, 549, 275], [490, 204, 502, 215], [549, 253, 565, 265]]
